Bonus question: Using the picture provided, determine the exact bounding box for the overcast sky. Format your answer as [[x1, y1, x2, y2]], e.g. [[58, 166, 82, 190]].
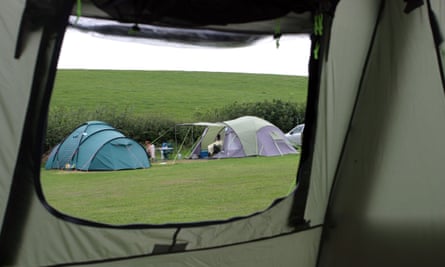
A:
[[57, 28, 311, 76]]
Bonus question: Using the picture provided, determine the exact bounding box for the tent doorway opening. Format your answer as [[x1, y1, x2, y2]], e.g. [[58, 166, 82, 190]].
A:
[[41, 20, 310, 225]]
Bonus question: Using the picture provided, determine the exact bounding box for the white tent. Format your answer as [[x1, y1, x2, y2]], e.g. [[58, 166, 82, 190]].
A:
[[1, 1, 445, 266], [185, 116, 297, 158]]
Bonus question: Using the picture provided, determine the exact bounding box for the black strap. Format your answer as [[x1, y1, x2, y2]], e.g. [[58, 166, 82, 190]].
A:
[[287, 2, 339, 229], [404, 0, 424, 13], [426, 0, 445, 92]]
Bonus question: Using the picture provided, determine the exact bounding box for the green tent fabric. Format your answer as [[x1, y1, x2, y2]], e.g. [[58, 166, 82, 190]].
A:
[[2, 1, 445, 267], [45, 121, 150, 171]]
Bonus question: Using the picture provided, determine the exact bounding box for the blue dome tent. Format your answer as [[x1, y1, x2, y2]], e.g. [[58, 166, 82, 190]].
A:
[[45, 121, 150, 171]]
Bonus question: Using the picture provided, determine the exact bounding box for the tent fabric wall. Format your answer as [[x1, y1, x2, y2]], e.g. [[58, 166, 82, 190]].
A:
[[303, 0, 383, 230], [222, 127, 246, 158], [66, 228, 322, 267], [74, 130, 125, 170], [45, 121, 150, 171], [45, 121, 117, 169], [2, 0, 445, 266], [317, 1, 445, 266], [0, 0, 39, 236], [256, 125, 295, 156], [88, 137, 150, 170]]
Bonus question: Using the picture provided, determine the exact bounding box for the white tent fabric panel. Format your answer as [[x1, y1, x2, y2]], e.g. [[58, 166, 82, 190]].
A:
[[224, 116, 267, 156], [177, 196, 297, 249], [65, 228, 322, 267], [11, 184, 298, 266], [318, 1, 445, 266], [304, 0, 383, 226], [0, 1, 42, 228], [223, 128, 245, 158], [10, 196, 178, 266]]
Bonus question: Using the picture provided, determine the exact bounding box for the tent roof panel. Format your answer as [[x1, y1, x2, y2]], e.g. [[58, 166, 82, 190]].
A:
[[72, 0, 315, 35]]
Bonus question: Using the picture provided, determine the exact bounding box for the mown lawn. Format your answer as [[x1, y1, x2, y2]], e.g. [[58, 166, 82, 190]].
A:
[[41, 154, 300, 225]]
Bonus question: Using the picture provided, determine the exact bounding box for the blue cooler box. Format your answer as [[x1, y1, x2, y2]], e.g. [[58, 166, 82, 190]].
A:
[[200, 150, 209, 158]]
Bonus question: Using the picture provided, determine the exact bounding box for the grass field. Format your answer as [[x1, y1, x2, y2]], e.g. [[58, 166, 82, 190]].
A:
[[41, 154, 300, 225], [52, 70, 308, 121], [43, 69, 306, 225]]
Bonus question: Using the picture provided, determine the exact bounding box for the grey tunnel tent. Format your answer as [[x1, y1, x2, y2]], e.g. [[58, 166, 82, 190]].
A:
[[184, 116, 297, 158], [45, 121, 150, 171], [1, 1, 445, 267]]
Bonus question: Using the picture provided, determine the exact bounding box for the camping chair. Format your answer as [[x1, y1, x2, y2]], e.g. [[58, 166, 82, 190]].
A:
[[161, 142, 173, 160]]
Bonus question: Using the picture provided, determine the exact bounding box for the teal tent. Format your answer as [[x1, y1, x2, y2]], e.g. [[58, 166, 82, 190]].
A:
[[45, 121, 150, 171]]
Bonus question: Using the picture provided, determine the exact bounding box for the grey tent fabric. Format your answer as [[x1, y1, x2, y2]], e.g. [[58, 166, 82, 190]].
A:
[[316, 1, 445, 266], [2, 0, 445, 267]]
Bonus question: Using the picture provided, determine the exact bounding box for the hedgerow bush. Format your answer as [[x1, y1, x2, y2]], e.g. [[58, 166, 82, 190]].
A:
[[194, 99, 306, 132], [45, 100, 306, 154], [45, 105, 177, 153]]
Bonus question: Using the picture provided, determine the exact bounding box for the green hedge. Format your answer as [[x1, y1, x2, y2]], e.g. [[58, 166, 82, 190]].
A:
[[45, 105, 177, 153], [194, 99, 306, 132], [45, 100, 305, 153]]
